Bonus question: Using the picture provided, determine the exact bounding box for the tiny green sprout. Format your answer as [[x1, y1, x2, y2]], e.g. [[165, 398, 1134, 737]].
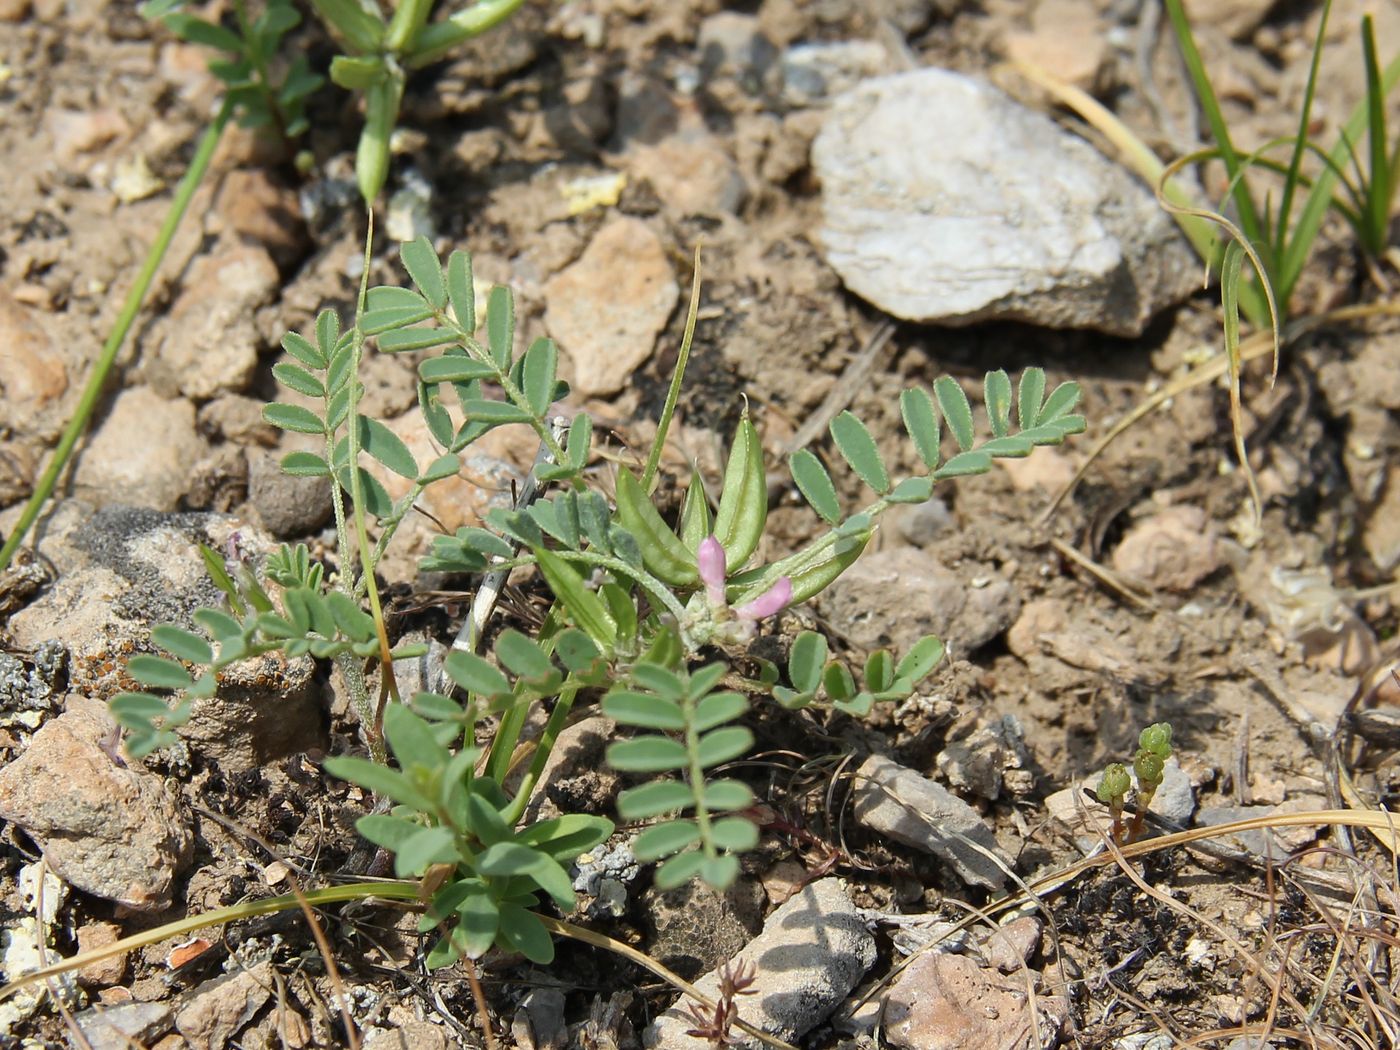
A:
[[1096, 763, 1131, 807], [1096, 762, 1131, 842], [1138, 722, 1173, 758]]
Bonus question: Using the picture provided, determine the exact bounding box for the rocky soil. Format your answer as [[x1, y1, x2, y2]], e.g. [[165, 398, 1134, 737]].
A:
[[2, 0, 1400, 1048]]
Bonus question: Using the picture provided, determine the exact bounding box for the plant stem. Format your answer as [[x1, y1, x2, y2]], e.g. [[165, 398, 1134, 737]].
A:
[[641, 244, 703, 494], [0, 98, 234, 573], [345, 211, 402, 740]]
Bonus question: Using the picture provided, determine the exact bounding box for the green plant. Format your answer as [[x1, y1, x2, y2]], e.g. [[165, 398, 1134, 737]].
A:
[[1161, 0, 1400, 326], [314, 0, 527, 203], [0, 0, 529, 576], [112, 234, 1085, 977], [1095, 722, 1174, 844]]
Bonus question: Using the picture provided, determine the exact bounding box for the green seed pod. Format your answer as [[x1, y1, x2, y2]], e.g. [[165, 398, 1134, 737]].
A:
[[613, 470, 698, 586], [784, 529, 870, 606], [679, 467, 712, 554], [712, 412, 766, 572], [1096, 763, 1130, 806], [356, 74, 403, 205], [1138, 722, 1173, 758]]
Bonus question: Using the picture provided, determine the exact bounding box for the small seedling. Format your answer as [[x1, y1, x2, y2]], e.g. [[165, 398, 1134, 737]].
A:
[[1095, 722, 1173, 844], [683, 958, 758, 1047]]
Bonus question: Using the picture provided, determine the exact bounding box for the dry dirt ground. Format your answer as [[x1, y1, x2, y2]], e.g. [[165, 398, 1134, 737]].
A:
[[2, 0, 1400, 1048]]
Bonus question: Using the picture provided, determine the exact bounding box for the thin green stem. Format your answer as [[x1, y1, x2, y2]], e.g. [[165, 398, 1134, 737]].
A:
[[405, 0, 529, 68], [501, 679, 579, 826], [0, 99, 234, 573], [346, 212, 401, 735], [641, 245, 702, 493], [682, 688, 716, 862]]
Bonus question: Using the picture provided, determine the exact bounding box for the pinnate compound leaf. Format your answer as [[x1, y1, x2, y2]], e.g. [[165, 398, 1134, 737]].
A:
[[400, 236, 447, 309], [901, 387, 941, 468], [979, 435, 1034, 458], [111, 691, 175, 721], [830, 411, 889, 494], [377, 327, 456, 353], [617, 780, 693, 820], [521, 338, 558, 416], [693, 691, 747, 732], [420, 453, 460, 484], [263, 403, 324, 435], [281, 332, 325, 369], [361, 305, 434, 335], [128, 655, 193, 690], [272, 362, 324, 398], [895, 635, 945, 683], [1036, 381, 1082, 425], [494, 629, 556, 687], [1018, 367, 1046, 431], [655, 850, 706, 890], [696, 725, 753, 767], [463, 399, 533, 425], [607, 736, 688, 772], [152, 625, 213, 665], [702, 779, 754, 812], [934, 376, 975, 451], [603, 690, 685, 730], [709, 816, 758, 852], [447, 250, 475, 331], [932, 450, 992, 479], [886, 477, 933, 504], [984, 369, 1013, 438], [419, 357, 497, 384], [486, 286, 514, 369], [194, 608, 241, 642], [789, 449, 840, 524], [443, 651, 512, 698], [280, 451, 330, 477], [789, 631, 827, 693], [358, 415, 418, 479], [634, 820, 701, 861]]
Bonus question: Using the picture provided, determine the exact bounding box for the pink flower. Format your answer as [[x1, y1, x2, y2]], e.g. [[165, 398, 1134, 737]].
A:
[[698, 536, 727, 607], [734, 576, 791, 621]]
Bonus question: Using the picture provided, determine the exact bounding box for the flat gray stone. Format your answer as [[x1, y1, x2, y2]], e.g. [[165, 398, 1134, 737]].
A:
[[854, 754, 1009, 890], [73, 1000, 173, 1050], [646, 879, 876, 1049], [813, 68, 1197, 336]]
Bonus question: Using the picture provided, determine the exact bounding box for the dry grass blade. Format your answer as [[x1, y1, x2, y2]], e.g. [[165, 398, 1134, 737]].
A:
[[1037, 302, 1400, 524], [287, 876, 361, 1050]]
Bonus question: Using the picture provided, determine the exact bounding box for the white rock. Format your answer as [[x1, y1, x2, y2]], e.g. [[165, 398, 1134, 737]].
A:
[[854, 754, 1009, 890], [646, 879, 876, 1049], [813, 69, 1197, 336]]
